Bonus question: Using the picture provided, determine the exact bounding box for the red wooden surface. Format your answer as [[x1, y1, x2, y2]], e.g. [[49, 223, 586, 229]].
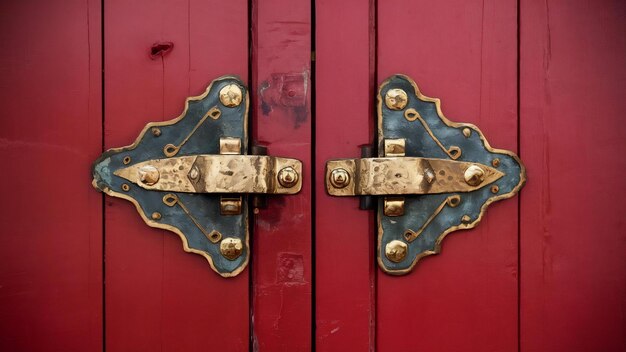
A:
[[376, 1, 520, 351], [104, 1, 249, 350], [250, 0, 313, 350], [520, 1, 626, 351], [0, 1, 103, 351], [315, 0, 377, 350]]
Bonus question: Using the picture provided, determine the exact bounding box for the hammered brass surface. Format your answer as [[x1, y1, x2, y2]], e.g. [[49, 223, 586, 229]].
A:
[[326, 157, 503, 196], [114, 155, 302, 195]]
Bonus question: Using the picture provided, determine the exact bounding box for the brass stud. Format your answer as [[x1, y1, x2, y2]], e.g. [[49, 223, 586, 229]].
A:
[[220, 196, 242, 215], [385, 88, 408, 110], [277, 167, 299, 188], [464, 165, 485, 187], [151, 127, 161, 137], [138, 165, 160, 186], [219, 84, 243, 107], [461, 215, 471, 223], [121, 183, 130, 192], [123, 156, 131, 165], [491, 185, 499, 194], [151, 212, 162, 220], [492, 158, 500, 167], [220, 237, 243, 260], [385, 240, 408, 263], [329, 168, 350, 189], [462, 128, 472, 138]]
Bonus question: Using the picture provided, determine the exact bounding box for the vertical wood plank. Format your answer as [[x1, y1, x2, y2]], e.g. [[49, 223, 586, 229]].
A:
[[250, 0, 312, 350], [376, 1, 519, 350], [520, 1, 626, 351], [105, 0, 249, 350], [315, 0, 377, 350], [0, 1, 103, 350]]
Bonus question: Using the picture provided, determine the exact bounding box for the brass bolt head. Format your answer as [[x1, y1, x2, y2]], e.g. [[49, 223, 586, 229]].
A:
[[219, 84, 243, 107], [385, 88, 408, 110], [278, 167, 299, 188], [462, 127, 472, 138], [492, 158, 501, 167], [151, 212, 162, 220], [138, 165, 160, 186], [464, 165, 485, 187], [329, 168, 350, 188], [151, 127, 161, 137], [385, 240, 408, 263], [220, 237, 243, 260]]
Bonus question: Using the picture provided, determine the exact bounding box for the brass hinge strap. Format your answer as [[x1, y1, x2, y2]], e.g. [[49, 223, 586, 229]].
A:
[[114, 155, 302, 194], [325, 157, 503, 196]]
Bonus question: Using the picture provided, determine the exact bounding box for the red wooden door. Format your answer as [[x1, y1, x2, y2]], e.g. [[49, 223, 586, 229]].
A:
[[1, 0, 625, 351]]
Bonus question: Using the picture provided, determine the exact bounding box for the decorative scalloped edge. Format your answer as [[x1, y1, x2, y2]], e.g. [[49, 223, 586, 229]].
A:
[[92, 76, 250, 278], [377, 74, 526, 275]]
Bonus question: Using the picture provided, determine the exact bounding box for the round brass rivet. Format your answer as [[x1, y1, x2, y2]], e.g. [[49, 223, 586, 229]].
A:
[[123, 156, 131, 165], [121, 183, 130, 192], [189, 166, 200, 181], [253, 208, 260, 215], [492, 158, 501, 167], [491, 185, 499, 194], [464, 165, 485, 186], [330, 168, 350, 189], [385, 240, 408, 263], [461, 215, 471, 223], [385, 88, 408, 110], [151, 212, 162, 220], [219, 84, 243, 107], [278, 166, 299, 188], [462, 128, 472, 138], [138, 165, 160, 186], [220, 237, 243, 260], [151, 127, 161, 137]]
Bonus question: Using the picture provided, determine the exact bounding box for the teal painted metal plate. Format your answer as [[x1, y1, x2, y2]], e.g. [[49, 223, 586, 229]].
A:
[[377, 75, 525, 275], [92, 76, 249, 277]]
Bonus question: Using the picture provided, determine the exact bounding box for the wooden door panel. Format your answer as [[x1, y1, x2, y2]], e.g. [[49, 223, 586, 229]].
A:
[[251, 0, 313, 350], [104, 0, 249, 350], [315, 0, 376, 350], [376, 1, 520, 351], [520, 1, 626, 351], [0, 1, 103, 350]]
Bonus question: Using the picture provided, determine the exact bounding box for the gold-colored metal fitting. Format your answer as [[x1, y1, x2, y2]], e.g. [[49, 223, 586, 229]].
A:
[[326, 158, 503, 196], [385, 89, 408, 110], [206, 230, 222, 243], [385, 240, 408, 263], [219, 137, 242, 155], [278, 167, 299, 188], [329, 168, 350, 189], [220, 196, 242, 215], [384, 197, 405, 217], [114, 155, 302, 195], [219, 84, 243, 107], [463, 165, 486, 186], [384, 138, 406, 157], [220, 237, 243, 260]]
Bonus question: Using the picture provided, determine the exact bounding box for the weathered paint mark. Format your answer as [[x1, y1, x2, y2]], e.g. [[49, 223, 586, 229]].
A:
[[258, 71, 309, 128], [150, 42, 173, 59], [277, 253, 304, 284]]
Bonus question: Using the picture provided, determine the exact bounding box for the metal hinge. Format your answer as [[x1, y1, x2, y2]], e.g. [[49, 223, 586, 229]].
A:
[[325, 75, 525, 275], [92, 76, 302, 277]]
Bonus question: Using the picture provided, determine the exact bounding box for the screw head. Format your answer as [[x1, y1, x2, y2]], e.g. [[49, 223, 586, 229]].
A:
[[220, 237, 243, 260], [329, 168, 350, 188], [385, 88, 408, 110], [138, 165, 160, 186], [278, 167, 299, 188], [219, 84, 243, 107], [385, 240, 408, 263], [464, 165, 485, 187]]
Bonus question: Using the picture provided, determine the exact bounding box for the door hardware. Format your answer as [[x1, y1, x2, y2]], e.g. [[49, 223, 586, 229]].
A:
[[92, 76, 302, 277], [326, 75, 525, 275]]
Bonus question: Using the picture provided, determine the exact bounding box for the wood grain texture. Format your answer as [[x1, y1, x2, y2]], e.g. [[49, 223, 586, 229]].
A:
[[520, 1, 626, 351], [104, 0, 249, 350], [250, 0, 312, 350], [376, 0, 519, 350], [315, 0, 377, 350], [0, 1, 103, 350]]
